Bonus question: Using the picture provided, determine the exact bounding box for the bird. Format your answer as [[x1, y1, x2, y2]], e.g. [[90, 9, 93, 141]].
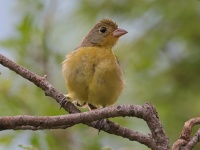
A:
[[62, 18, 127, 110]]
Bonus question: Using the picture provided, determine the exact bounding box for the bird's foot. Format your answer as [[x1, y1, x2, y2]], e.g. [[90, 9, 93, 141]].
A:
[[74, 101, 87, 108], [88, 103, 98, 110], [59, 95, 69, 109], [96, 119, 107, 134], [88, 103, 106, 133]]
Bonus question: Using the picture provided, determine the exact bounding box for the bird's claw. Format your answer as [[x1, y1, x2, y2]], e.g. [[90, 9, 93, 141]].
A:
[[60, 96, 67, 109], [96, 119, 106, 134]]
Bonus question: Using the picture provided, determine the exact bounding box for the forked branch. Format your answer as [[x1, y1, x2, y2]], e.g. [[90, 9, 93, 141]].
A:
[[173, 118, 200, 150], [0, 54, 170, 150]]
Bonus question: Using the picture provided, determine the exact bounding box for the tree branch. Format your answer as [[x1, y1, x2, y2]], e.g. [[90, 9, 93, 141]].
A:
[[0, 54, 169, 150], [172, 117, 200, 150]]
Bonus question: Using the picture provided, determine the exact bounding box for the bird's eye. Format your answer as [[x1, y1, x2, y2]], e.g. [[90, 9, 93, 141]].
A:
[[99, 27, 107, 33]]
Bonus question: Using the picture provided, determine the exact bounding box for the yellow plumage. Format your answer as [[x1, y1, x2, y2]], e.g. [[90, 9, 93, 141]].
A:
[[62, 46, 124, 107], [62, 19, 127, 109]]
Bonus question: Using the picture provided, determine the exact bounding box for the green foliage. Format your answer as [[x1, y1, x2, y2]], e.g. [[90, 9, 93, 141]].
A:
[[1, 0, 200, 149]]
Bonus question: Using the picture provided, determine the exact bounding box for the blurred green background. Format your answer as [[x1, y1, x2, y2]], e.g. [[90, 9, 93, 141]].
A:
[[0, 0, 200, 150]]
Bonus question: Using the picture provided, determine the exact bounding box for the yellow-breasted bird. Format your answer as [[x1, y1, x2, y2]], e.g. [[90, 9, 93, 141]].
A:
[[62, 19, 127, 110]]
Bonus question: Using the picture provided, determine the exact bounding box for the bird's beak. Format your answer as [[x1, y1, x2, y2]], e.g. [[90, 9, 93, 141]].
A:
[[112, 28, 128, 37]]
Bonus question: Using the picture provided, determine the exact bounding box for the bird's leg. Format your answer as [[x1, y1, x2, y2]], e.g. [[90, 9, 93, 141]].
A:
[[88, 103, 106, 134]]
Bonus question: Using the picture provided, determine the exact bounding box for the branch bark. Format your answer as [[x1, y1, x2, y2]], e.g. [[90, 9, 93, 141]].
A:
[[172, 118, 200, 150], [0, 54, 169, 150]]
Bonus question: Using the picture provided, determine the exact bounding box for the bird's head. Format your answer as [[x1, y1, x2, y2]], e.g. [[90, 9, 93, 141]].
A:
[[81, 19, 127, 49]]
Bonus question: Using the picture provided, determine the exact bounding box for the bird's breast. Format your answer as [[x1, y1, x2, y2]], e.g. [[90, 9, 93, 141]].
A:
[[63, 47, 118, 76], [62, 46, 123, 104]]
